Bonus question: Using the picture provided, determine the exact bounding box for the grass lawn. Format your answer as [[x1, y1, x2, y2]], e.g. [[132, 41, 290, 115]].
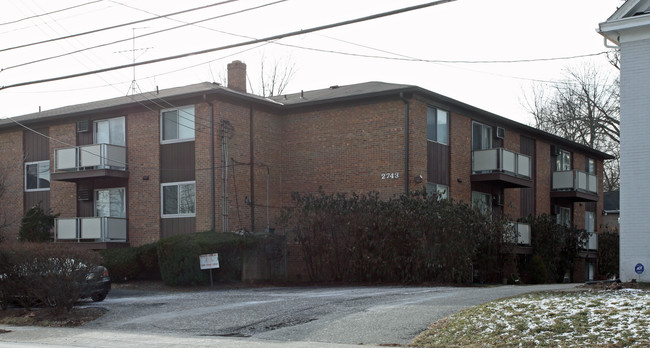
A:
[[412, 288, 650, 347]]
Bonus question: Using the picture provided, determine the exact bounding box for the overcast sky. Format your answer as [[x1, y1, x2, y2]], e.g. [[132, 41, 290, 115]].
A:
[[0, 0, 622, 124]]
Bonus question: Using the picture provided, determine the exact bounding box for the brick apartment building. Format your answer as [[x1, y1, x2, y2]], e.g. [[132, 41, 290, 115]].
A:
[[0, 61, 612, 282]]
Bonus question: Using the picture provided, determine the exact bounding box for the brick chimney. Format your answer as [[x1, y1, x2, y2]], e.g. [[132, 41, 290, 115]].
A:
[[227, 60, 247, 93]]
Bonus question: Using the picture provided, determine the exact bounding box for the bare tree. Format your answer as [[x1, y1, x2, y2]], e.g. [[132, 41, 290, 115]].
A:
[[524, 56, 620, 191], [248, 54, 296, 97]]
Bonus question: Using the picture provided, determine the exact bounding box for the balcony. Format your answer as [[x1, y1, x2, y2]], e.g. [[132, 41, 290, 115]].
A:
[[551, 170, 598, 202], [51, 144, 128, 182], [471, 148, 533, 188], [54, 217, 127, 243]]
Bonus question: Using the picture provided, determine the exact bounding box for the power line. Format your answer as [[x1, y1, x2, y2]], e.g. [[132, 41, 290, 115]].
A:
[[0, 0, 456, 91], [0, 0, 103, 27], [0, 0, 238, 53], [1, 0, 286, 71]]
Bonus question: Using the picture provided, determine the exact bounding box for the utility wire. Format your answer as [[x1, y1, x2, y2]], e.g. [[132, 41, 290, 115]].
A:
[[1, 0, 285, 71], [0, 0, 103, 27], [0, 0, 456, 91], [0, 0, 238, 53]]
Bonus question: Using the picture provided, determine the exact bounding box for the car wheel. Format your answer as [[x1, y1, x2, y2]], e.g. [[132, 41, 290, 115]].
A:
[[91, 292, 107, 302]]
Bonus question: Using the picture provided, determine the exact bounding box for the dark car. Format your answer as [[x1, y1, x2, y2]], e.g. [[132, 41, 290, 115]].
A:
[[79, 265, 111, 302]]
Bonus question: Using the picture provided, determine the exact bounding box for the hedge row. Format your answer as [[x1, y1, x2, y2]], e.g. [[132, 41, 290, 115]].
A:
[[100, 231, 259, 286]]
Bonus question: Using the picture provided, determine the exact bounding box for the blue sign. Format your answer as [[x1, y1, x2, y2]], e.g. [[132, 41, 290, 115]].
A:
[[635, 263, 645, 275]]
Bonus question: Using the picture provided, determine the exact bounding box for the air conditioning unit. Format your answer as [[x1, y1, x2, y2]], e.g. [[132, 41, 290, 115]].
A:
[[77, 190, 91, 201], [495, 127, 505, 139], [76, 120, 90, 133]]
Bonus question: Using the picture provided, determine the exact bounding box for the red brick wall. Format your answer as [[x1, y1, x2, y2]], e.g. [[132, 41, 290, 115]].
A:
[[49, 124, 76, 218], [0, 130, 25, 241], [503, 128, 522, 219], [408, 100, 429, 193], [449, 112, 472, 203], [126, 109, 161, 246], [535, 141, 552, 216], [280, 100, 408, 205]]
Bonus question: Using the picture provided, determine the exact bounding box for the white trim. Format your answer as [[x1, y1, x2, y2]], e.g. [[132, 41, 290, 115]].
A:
[[24, 160, 50, 192], [160, 105, 195, 144], [161, 181, 196, 218]]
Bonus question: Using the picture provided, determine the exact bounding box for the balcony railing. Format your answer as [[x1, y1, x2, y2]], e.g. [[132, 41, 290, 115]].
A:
[[54, 217, 127, 242], [472, 148, 531, 179], [552, 170, 597, 194], [54, 143, 126, 172], [506, 222, 531, 246]]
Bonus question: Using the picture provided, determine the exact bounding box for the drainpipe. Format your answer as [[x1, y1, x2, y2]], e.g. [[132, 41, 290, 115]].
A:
[[204, 97, 216, 233], [400, 92, 410, 195], [250, 105, 255, 232]]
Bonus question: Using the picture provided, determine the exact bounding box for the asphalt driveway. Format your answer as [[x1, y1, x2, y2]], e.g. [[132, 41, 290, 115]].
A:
[[0, 283, 578, 347]]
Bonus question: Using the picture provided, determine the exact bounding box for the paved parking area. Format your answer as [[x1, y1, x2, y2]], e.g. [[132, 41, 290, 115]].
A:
[[0, 283, 579, 347]]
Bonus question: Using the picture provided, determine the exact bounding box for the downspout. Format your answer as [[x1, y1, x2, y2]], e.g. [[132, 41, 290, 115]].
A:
[[204, 96, 216, 233], [250, 105, 255, 232], [400, 92, 410, 195]]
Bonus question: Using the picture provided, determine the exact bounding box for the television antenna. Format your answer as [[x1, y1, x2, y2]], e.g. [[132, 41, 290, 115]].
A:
[[115, 27, 152, 95]]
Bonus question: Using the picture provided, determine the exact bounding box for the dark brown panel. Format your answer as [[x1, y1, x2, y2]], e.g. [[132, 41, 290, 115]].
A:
[[23, 128, 49, 162], [520, 136, 535, 218], [161, 217, 196, 238], [24, 191, 50, 213], [427, 141, 449, 185], [160, 142, 195, 183]]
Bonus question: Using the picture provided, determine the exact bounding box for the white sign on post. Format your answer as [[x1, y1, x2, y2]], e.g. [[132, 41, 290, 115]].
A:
[[200, 253, 220, 270]]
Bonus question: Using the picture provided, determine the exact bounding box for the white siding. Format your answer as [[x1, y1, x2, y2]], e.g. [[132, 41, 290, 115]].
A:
[[619, 37, 650, 282]]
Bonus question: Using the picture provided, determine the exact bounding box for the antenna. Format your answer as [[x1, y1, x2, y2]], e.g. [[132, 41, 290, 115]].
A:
[[114, 27, 152, 96]]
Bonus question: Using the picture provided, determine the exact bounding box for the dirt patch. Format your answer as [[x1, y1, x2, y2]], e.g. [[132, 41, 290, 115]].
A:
[[0, 307, 106, 327]]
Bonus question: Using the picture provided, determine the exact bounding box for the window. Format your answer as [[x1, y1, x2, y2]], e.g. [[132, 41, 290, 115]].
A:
[[427, 182, 449, 200], [556, 206, 571, 227], [472, 191, 491, 215], [427, 107, 449, 145], [161, 106, 195, 143], [586, 158, 596, 175], [161, 181, 196, 217], [472, 122, 492, 151], [95, 116, 125, 146], [585, 211, 595, 233], [95, 188, 126, 218], [25, 161, 50, 191], [556, 149, 571, 171]]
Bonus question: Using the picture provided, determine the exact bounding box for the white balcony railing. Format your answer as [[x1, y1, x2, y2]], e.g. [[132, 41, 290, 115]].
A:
[[472, 148, 531, 179], [54, 144, 126, 172], [54, 217, 127, 242], [552, 170, 597, 194], [506, 222, 531, 246]]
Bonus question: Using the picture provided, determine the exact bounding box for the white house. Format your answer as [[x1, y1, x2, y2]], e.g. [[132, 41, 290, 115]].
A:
[[599, 0, 650, 282]]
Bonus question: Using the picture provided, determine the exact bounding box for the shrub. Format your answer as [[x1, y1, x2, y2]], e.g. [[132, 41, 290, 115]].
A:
[[99, 247, 142, 282], [157, 231, 258, 286], [598, 228, 619, 279], [18, 203, 59, 243], [528, 254, 548, 284], [0, 243, 101, 313]]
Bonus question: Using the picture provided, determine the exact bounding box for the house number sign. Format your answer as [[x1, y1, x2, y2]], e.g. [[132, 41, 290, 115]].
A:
[[381, 172, 400, 180]]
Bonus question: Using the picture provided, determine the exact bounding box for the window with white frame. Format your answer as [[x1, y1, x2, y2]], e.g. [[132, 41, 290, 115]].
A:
[[95, 116, 125, 146], [25, 160, 50, 191], [556, 149, 571, 171], [427, 106, 449, 145], [161, 181, 196, 217], [586, 158, 596, 175], [472, 191, 491, 215], [472, 122, 492, 151], [161, 106, 195, 143], [427, 182, 449, 200], [95, 187, 126, 218], [557, 206, 571, 227]]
